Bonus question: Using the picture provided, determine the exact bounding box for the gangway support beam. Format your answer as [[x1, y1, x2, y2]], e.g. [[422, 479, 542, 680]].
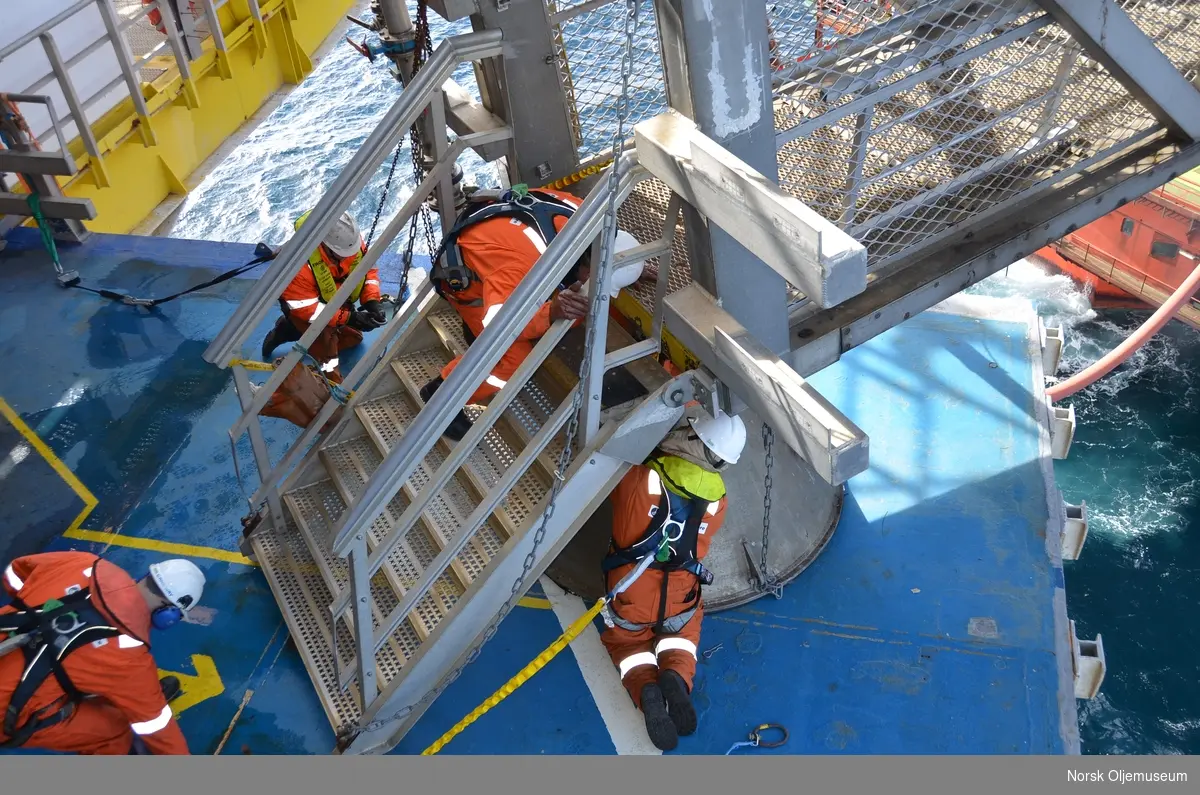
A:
[[636, 110, 868, 310], [1035, 0, 1200, 142], [664, 283, 869, 486]]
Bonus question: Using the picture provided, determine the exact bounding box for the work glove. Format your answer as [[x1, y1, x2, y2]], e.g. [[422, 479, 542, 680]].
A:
[[348, 308, 383, 331], [361, 300, 387, 325]]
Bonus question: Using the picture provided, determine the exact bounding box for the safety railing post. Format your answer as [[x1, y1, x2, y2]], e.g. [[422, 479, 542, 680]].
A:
[[39, 31, 109, 188], [232, 365, 286, 532], [579, 232, 610, 447], [156, 0, 201, 108], [95, 0, 156, 147], [348, 535, 378, 708], [197, 0, 233, 78]]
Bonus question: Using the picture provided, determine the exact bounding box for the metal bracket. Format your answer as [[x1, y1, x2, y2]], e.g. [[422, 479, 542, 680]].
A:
[[495, 0, 511, 9], [741, 539, 770, 590]]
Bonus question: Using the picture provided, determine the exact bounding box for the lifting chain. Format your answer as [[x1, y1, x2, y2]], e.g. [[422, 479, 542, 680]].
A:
[[759, 422, 783, 599], [334, 0, 646, 752]]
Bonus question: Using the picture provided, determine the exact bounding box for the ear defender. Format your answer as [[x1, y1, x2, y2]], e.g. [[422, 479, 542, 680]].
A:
[[151, 605, 184, 631]]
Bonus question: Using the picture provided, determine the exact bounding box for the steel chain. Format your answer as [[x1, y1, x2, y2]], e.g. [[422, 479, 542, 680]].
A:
[[760, 423, 782, 599], [335, 0, 645, 748]]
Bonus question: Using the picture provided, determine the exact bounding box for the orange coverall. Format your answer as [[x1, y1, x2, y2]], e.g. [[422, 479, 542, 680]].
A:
[[600, 463, 727, 708], [0, 552, 190, 755], [278, 246, 382, 352], [437, 188, 584, 405]]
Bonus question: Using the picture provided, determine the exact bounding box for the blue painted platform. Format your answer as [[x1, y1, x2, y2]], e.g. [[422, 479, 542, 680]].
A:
[[0, 227, 1078, 755]]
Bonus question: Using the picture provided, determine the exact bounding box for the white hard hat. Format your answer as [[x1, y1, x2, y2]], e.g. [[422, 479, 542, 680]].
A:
[[689, 408, 748, 465], [295, 209, 363, 258], [149, 559, 205, 612], [578, 228, 646, 298]]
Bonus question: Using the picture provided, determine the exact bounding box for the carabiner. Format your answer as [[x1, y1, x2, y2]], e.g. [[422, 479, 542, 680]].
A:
[[749, 723, 788, 748]]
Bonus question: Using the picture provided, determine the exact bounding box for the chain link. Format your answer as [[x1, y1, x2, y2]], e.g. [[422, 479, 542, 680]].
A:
[[335, 0, 645, 750], [759, 422, 782, 599]]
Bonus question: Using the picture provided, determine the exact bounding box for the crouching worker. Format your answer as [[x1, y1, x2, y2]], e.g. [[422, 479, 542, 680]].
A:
[[0, 552, 206, 754], [255, 209, 387, 430], [600, 408, 747, 751], [260, 209, 387, 368]]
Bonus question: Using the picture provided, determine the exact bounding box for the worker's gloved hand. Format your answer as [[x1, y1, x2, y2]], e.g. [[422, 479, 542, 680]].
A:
[[549, 285, 590, 322], [361, 300, 387, 326], [348, 308, 384, 331]]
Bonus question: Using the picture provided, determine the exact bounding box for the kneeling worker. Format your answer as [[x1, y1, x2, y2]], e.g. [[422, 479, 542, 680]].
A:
[[0, 552, 205, 754], [600, 408, 747, 751], [261, 209, 387, 367], [422, 185, 652, 440]]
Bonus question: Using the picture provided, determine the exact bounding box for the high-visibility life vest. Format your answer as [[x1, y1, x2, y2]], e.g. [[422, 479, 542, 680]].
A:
[[306, 245, 367, 305]]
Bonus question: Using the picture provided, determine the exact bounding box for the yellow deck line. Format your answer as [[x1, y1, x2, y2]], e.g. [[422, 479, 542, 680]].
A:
[[63, 528, 257, 567], [518, 596, 553, 610], [0, 396, 98, 534]]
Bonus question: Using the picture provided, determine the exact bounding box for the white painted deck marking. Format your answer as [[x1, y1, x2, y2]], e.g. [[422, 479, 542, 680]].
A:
[[539, 577, 661, 755]]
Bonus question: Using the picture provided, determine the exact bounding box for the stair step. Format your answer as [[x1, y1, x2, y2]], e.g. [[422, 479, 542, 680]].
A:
[[391, 347, 554, 539], [282, 480, 419, 687], [322, 433, 487, 640], [355, 388, 511, 550], [425, 306, 568, 473], [251, 518, 425, 732]]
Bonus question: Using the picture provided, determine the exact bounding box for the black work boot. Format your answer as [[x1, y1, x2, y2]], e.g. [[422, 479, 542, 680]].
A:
[[639, 682, 679, 751], [419, 376, 473, 442], [658, 669, 697, 736], [160, 675, 182, 703]]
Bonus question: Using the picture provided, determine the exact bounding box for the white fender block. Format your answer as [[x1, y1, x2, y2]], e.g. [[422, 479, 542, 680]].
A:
[[1062, 500, 1088, 561], [1070, 619, 1106, 699], [1049, 399, 1075, 459], [1040, 319, 1064, 376]]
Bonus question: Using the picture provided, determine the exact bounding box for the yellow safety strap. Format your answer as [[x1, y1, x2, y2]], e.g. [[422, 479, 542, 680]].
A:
[[421, 597, 607, 755]]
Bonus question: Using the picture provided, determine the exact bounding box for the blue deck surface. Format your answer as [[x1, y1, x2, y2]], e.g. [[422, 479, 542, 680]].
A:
[[0, 227, 1074, 755]]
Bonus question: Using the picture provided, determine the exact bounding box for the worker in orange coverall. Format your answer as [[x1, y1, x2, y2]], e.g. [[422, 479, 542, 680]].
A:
[[420, 186, 653, 441], [0, 551, 205, 754], [260, 209, 387, 369], [600, 408, 747, 751]]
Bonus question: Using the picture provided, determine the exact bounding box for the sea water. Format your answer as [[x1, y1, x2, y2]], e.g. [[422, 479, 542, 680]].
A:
[[168, 2, 1199, 755]]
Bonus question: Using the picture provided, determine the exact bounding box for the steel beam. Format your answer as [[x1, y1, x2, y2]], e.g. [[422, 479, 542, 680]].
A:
[[1035, 0, 1200, 142], [663, 284, 868, 486], [0, 193, 96, 220], [788, 134, 1200, 375], [441, 79, 508, 161], [653, 0, 791, 355], [635, 110, 867, 309], [468, 0, 580, 185]]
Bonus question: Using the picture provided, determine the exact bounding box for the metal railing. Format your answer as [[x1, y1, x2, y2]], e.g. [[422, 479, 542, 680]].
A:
[[0, 0, 263, 187]]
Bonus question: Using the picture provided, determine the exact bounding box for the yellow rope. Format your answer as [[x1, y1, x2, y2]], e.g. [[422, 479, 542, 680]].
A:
[[421, 597, 608, 755], [228, 358, 276, 372], [539, 159, 613, 191]]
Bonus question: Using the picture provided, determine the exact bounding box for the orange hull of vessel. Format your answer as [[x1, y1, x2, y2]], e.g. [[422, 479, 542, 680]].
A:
[[1037, 169, 1200, 329]]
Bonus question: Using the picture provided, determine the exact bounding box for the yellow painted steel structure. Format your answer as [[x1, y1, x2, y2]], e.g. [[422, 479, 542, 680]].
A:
[[33, 0, 356, 235]]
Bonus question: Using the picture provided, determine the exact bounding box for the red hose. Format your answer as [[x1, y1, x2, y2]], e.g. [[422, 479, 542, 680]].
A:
[[1046, 256, 1200, 401]]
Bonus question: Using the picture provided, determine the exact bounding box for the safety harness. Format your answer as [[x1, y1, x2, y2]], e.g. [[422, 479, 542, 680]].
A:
[[0, 588, 124, 748], [601, 460, 721, 635], [430, 187, 580, 307]]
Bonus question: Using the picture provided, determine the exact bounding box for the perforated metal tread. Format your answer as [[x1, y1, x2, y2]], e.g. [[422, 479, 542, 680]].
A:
[[251, 517, 421, 732], [320, 437, 462, 642], [424, 306, 568, 474], [390, 348, 554, 540], [281, 480, 418, 683], [353, 387, 515, 556]]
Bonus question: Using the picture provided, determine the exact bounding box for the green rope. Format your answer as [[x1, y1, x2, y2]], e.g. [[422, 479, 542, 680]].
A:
[[26, 193, 63, 273]]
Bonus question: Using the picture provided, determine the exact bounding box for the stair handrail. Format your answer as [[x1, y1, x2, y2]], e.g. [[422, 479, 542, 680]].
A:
[[201, 31, 505, 438], [328, 155, 648, 557]]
